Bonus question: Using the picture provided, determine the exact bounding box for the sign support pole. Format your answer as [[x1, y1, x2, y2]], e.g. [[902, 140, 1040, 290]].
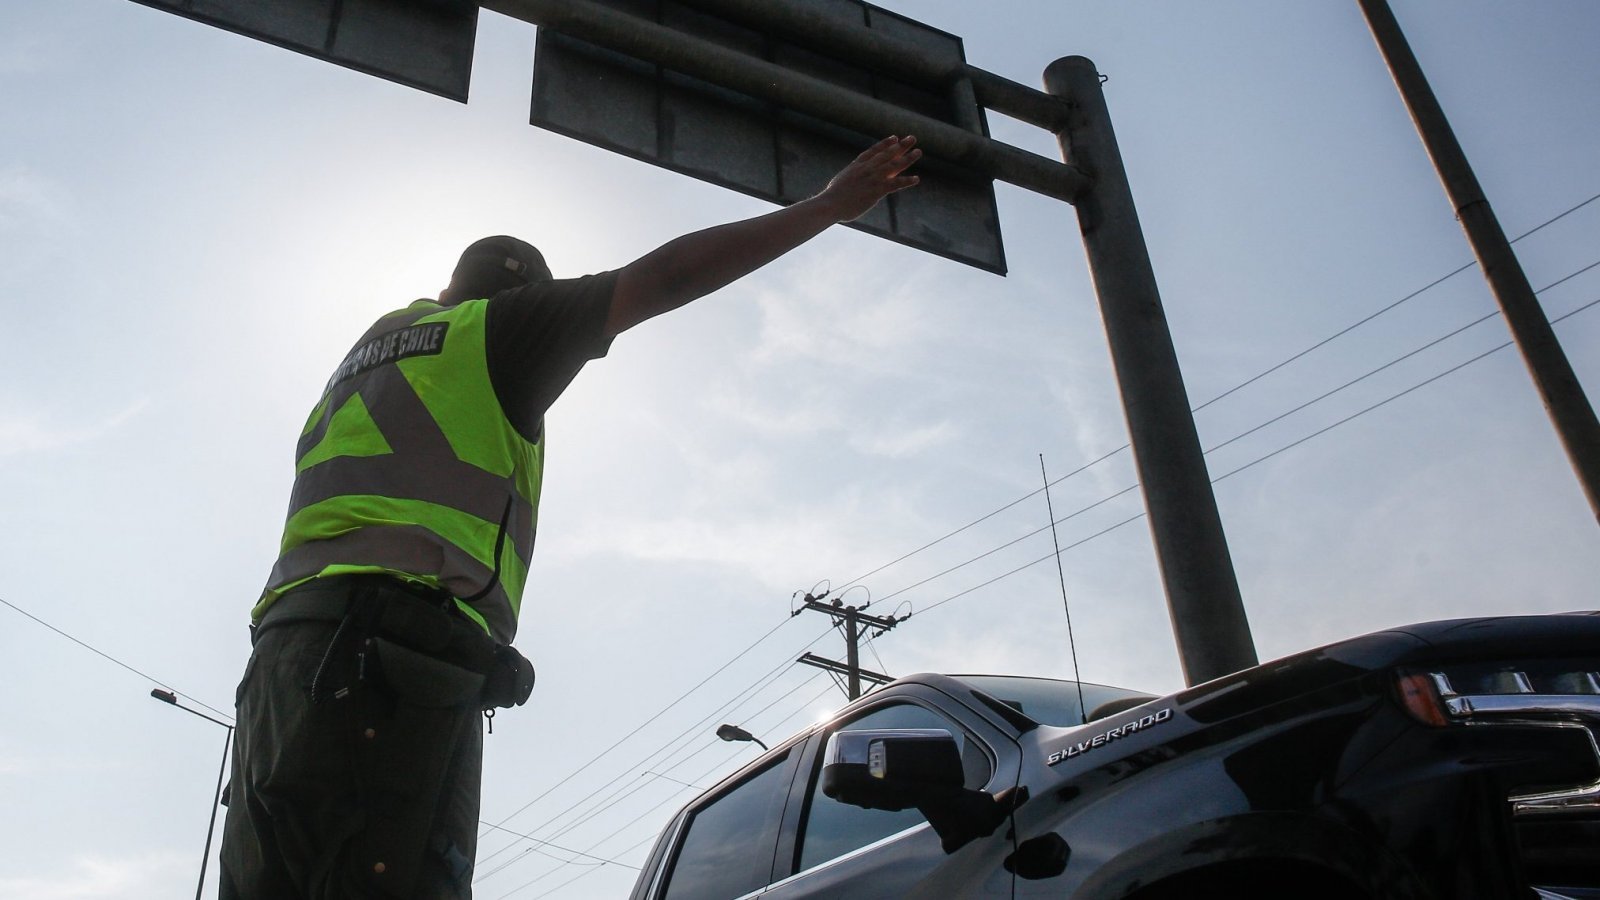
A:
[[1046, 56, 1257, 686]]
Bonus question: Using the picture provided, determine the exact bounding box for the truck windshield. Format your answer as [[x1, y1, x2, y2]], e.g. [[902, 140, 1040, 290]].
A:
[[953, 674, 1155, 726]]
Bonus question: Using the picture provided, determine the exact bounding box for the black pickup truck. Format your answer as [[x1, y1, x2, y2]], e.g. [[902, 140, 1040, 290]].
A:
[[627, 614, 1600, 899]]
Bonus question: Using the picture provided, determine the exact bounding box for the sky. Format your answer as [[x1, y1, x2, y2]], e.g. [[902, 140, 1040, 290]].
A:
[[2, 1, 1598, 897]]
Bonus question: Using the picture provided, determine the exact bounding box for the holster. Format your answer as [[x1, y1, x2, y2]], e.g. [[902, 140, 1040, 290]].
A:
[[483, 645, 536, 709], [373, 599, 535, 710]]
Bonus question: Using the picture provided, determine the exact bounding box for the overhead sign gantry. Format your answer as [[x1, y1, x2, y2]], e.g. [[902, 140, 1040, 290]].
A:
[[128, 0, 1259, 685]]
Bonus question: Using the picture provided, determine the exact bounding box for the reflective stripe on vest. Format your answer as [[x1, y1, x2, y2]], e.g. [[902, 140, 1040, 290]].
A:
[[258, 299, 542, 643]]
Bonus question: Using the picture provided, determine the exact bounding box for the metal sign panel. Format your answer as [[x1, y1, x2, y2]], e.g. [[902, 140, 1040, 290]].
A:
[[129, 0, 479, 102], [529, 0, 1007, 274]]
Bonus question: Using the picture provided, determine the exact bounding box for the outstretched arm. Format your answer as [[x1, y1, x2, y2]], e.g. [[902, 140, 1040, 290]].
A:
[[605, 135, 921, 337]]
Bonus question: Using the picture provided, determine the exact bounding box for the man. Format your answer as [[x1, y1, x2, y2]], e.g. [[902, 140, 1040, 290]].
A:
[[219, 135, 921, 898]]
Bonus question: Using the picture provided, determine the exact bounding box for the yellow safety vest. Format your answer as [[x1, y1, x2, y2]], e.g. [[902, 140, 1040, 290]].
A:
[[257, 298, 542, 643]]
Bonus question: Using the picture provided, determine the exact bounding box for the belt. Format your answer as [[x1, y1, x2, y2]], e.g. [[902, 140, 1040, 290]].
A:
[[258, 574, 495, 673], [263, 573, 450, 619]]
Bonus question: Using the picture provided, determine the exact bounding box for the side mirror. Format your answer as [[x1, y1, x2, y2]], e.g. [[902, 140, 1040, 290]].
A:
[[822, 728, 964, 811], [821, 728, 1011, 854]]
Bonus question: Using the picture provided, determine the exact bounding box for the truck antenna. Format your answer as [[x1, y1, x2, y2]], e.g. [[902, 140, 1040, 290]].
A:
[[1041, 454, 1088, 723]]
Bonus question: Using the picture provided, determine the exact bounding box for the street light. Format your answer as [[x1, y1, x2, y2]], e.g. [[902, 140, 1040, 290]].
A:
[[715, 723, 768, 752], [150, 688, 234, 900]]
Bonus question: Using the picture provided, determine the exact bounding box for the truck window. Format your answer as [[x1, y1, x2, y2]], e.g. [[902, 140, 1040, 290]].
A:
[[661, 752, 790, 900]]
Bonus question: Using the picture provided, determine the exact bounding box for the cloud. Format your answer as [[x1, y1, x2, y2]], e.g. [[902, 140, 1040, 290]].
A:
[[702, 386, 845, 439], [847, 420, 961, 459], [0, 756, 34, 777], [567, 511, 856, 592], [0, 397, 150, 457], [704, 388, 958, 458], [749, 255, 948, 371], [0, 853, 190, 900], [0, 165, 71, 231], [554, 477, 935, 597]]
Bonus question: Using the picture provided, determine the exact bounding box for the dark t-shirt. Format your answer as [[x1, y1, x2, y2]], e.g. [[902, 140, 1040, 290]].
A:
[[483, 270, 619, 443]]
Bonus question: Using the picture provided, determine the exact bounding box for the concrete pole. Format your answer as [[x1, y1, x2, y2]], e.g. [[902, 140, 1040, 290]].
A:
[[1358, 0, 1600, 526], [1045, 56, 1258, 686]]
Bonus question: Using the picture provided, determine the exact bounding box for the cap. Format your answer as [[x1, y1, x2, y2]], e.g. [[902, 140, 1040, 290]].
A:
[[442, 235, 552, 303]]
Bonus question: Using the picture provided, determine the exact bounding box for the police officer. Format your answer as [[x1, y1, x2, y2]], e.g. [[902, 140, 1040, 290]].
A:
[[219, 136, 922, 898]]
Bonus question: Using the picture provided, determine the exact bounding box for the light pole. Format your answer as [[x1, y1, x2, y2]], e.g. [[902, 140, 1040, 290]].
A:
[[150, 688, 234, 900]]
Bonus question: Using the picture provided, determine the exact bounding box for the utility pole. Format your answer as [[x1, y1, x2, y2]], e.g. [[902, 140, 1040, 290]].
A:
[[1358, 0, 1600, 526], [793, 593, 898, 700]]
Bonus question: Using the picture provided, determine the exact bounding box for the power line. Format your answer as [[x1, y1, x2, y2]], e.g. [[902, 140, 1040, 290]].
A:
[[894, 294, 1600, 620], [491, 662, 818, 866], [478, 630, 835, 874], [474, 821, 642, 871], [833, 444, 1130, 593], [1202, 307, 1503, 458], [914, 512, 1149, 618], [1212, 294, 1600, 485], [869, 483, 1141, 610], [1192, 190, 1600, 414], [826, 191, 1600, 595], [479, 627, 828, 850], [863, 631, 889, 675], [540, 672, 827, 848], [506, 682, 840, 900], [1534, 258, 1600, 297], [1507, 190, 1600, 244], [638, 643, 830, 776], [530, 827, 671, 900], [0, 595, 234, 722], [1203, 259, 1600, 458], [519, 676, 835, 895], [491, 754, 722, 896], [1192, 260, 1476, 414], [479, 611, 799, 840], [490, 681, 834, 897], [640, 771, 706, 792]]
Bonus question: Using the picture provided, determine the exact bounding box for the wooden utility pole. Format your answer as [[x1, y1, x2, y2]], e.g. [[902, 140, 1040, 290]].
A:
[[794, 595, 897, 700]]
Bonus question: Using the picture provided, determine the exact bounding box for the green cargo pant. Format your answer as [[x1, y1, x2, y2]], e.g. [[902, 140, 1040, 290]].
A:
[[219, 615, 484, 899]]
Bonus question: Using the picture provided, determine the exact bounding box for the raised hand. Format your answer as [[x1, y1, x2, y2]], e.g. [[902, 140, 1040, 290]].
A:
[[816, 135, 923, 223]]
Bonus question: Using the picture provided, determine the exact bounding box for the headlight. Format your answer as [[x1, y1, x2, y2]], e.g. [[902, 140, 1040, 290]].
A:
[[1397, 660, 1600, 727]]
